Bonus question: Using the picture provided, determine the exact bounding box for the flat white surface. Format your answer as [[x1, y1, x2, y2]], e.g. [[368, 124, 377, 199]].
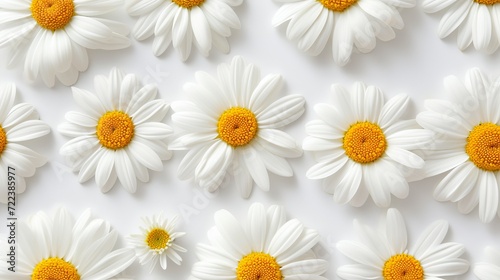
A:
[[1, 1, 500, 279]]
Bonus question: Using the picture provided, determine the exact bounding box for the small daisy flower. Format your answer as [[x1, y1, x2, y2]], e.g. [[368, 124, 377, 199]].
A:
[[303, 82, 433, 207], [271, 0, 415, 66], [0, 0, 130, 87], [0, 83, 50, 204], [423, 0, 500, 52], [125, 0, 242, 60], [191, 202, 328, 280], [171, 56, 305, 197], [416, 68, 500, 223], [59, 68, 172, 193], [337, 208, 469, 280], [129, 213, 187, 273], [0, 208, 136, 279], [475, 247, 500, 279]]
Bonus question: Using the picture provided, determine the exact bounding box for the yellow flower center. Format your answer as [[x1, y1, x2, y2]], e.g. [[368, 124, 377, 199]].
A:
[[32, 257, 80, 280], [146, 228, 171, 250], [0, 126, 7, 155], [343, 121, 387, 164], [318, 0, 358, 12], [466, 122, 500, 171], [474, 0, 500, 5], [96, 111, 135, 150], [172, 0, 205, 8], [236, 252, 282, 280], [382, 254, 424, 280], [217, 107, 258, 147], [31, 0, 75, 31]]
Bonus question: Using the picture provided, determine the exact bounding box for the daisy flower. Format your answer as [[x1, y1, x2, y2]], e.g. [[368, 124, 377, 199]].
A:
[[0, 83, 50, 204], [129, 213, 187, 273], [190, 202, 328, 280], [303, 82, 433, 207], [170, 56, 305, 197], [59, 68, 172, 193], [0, 208, 136, 279], [0, 0, 130, 87], [416, 68, 500, 223], [337, 208, 469, 280], [271, 0, 415, 66], [422, 0, 500, 52], [475, 247, 500, 279], [125, 0, 242, 60]]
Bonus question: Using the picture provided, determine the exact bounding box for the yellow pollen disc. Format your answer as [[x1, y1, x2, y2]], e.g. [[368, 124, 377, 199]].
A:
[[236, 252, 282, 280], [172, 0, 205, 9], [217, 107, 258, 147], [383, 254, 424, 280], [466, 122, 500, 171], [318, 0, 358, 12], [343, 121, 387, 164], [146, 228, 170, 250], [474, 0, 500, 5], [0, 126, 7, 155], [96, 111, 135, 150], [32, 257, 80, 280], [31, 0, 75, 31]]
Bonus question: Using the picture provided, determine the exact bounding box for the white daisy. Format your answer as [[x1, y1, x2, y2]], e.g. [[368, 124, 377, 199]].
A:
[[170, 56, 305, 198], [422, 0, 500, 52], [125, 0, 242, 60], [271, 0, 415, 66], [58, 67, 173, 193], [416, 68, 500, 223], [475, 247, 500, 279], [303, 82, 433, 207], [0, 208, 136, 279], [0, 83, 50, 204], [128, 213, 187, 273], [0, 0, 130, 87], [337, 208, 469, 280], [190, 202, 328, 280]]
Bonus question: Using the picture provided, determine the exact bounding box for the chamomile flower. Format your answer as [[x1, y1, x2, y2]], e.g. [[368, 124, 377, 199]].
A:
[[303, 82, 433, 207], [170, 56, 305, 198], [125, 0, 242, 60], [0, 0, 130, 87], [417, 68, 500, 223], [337, 208, 469, 280], [271, 0, 415, 66], [0, 208, 136, 279], [129, 213, 186, 273], [475, 247, 500, 279], [422, 0, 500, 52], [0, 83, 50, 204], [59, 68, 172, 193], [191, 202, 328, 280]]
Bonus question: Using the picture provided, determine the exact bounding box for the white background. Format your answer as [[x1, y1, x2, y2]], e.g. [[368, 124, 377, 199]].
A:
[[1, 1, 500, 279]]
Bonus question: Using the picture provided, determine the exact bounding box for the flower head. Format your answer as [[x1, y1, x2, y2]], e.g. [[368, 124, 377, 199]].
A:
[[59, 68, 172, 193], [171, 56, 305, 197], [475, 247, 500, 280]]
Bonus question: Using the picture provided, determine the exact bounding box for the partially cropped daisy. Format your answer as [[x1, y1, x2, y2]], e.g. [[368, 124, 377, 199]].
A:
[[475, 247, 500, 279], [337, 208, 469, 280], [0, 83, 50, 204], [416, 68, 500, 223], [272, 0, 415, 66], [129, 213, 186, 273], [0, 208, 136, 279], [0, 0, 130, 87], [171, 56, 304, 197], [59, 68, 172, 193], [303, 83, 433, 207], [191, 202, 328, 280], [125, 0, 242, 60], [423, 0, 500, 52]]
